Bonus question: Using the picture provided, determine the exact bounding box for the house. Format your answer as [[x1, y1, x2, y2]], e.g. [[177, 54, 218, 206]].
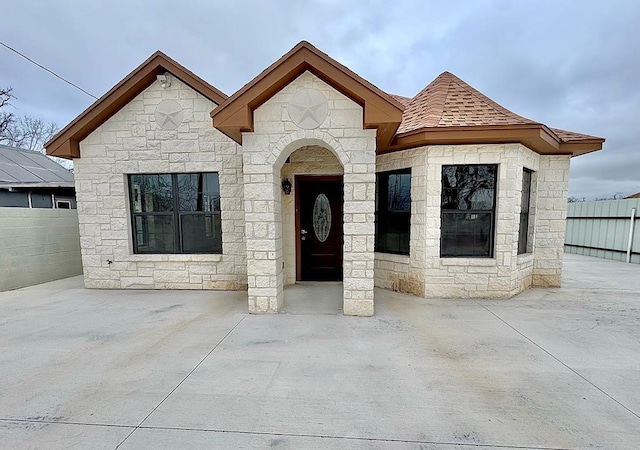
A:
[[45, 41, 604, 316], [0, 144, 76, 208]]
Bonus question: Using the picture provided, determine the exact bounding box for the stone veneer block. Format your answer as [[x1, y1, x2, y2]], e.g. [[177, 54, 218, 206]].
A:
[[344, 299, 374, 317]]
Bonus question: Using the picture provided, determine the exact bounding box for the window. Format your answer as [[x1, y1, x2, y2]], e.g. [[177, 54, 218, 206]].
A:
[[128, 173, 221, 254], [518, 169, 533, 254], [441, 164, 497, 257], [375, 169, 411, 255]]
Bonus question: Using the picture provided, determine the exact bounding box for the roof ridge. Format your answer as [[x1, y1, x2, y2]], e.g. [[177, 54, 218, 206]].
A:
[[435, 72, 455, 126], [213, 40, 405, 114]]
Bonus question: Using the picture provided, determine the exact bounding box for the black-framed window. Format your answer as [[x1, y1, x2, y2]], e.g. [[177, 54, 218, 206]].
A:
[[518, 169, 533, 254], [129, 173, 221, 254], [375, 169, 411, 255], [441, 164, 497, 257]]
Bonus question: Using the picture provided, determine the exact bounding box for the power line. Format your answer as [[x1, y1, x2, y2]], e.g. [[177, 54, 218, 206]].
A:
[[0, 40, 98, 99]]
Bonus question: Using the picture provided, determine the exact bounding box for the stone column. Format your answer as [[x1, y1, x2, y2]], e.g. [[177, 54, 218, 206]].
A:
[[532, 155, 571, 287], [242, 137, 285, 313], [342, 163, 376, 316]]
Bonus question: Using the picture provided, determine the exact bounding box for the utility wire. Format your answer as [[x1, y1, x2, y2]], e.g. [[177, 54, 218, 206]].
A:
[[0, 40, 98, 99]]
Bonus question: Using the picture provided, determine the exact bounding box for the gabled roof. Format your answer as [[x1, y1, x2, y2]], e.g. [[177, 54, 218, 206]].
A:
[[0, 144, 74, 186], [211, 41, 404, 150], [45, 44, 604, 160], [387, 71, 604, 156], [45, 51, 227, 159]]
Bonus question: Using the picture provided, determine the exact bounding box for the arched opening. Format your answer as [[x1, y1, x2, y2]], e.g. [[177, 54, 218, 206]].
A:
[[278, 145, 345, 313]]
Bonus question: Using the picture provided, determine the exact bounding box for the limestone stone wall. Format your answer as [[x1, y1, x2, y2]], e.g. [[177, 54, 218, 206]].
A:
[[515, 254, 535, 292], [422, 143, 546, 298], [369, 143, 568, 300], [74, 77, 247, 290], [374, 148, 427, 296], [281, 146, 343, 285], [532, 155, 571, 287], [241, 71, 376, 316]]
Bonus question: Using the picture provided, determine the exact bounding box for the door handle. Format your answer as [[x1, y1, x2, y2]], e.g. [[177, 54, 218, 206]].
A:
[[301, 229, 308, 235]]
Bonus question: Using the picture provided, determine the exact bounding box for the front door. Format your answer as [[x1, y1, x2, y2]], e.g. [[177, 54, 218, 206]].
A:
[[296, 176, 343, 281]]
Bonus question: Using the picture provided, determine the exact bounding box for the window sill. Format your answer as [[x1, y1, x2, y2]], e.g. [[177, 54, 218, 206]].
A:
[[375, 252, 410, 263], [440, 257, 496, 266], [128, 253, 224, 262]]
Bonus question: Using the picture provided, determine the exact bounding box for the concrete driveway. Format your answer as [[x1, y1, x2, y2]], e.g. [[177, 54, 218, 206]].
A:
[[0, 253, 639, 449]]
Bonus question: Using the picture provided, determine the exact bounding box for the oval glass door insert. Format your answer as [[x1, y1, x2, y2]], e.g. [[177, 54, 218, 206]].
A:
[[313, 193, 331, 242]]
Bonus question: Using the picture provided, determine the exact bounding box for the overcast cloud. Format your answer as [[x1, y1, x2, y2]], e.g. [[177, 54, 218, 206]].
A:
[[2, 0, 638, 198]]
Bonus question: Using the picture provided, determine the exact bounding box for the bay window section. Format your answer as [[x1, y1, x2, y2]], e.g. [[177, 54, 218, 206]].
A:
[[129, 173, 221, 254], [441, 164, 497, 257], [375, 169, 411, 255]]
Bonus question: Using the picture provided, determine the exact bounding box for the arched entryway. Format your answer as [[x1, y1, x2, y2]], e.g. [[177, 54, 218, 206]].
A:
[[279, 146, 345, 312], [280, 146, 344, 285]]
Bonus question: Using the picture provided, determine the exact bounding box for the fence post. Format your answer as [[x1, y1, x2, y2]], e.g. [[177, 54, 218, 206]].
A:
[[627, 208, 636, 263]]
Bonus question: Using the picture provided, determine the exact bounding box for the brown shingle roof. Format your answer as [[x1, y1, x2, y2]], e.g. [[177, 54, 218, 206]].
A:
[[388, 94, 412, 108], [46, 42, 604, 159], [549, 128, 603, 142], [396, 71, 537, 134], [389, 71, 604, 155]]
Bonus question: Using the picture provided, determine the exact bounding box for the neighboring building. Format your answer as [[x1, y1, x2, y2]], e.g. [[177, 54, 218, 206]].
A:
[[45, 42, 604, 316], [0, 144, 76, 208], [625, 192, 640, 199]]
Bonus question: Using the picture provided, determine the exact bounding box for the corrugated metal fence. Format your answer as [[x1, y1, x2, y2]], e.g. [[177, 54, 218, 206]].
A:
[[565, 199, 640, 264]]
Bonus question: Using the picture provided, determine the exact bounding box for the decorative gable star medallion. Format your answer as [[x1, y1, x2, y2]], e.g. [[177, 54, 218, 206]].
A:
[[288, 88, 328, 129], [154, 100, 184, 130]]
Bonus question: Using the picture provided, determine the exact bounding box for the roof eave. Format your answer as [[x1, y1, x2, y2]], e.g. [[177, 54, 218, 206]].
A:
[[211, 41, 403, 150], [45, 51, 227, 160], [385, 124, 603, 156], [0, 182, 75, 190], [561, 139, 605, 157]]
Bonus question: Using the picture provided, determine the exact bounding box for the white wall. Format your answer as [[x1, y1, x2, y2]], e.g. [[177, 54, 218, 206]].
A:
[[0, 208, 82, 291]]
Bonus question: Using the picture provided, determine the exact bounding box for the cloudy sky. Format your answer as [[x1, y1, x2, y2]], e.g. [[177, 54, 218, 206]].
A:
[[1, 0, 638, 198]]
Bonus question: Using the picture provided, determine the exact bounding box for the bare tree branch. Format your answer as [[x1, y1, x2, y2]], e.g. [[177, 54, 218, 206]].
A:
[[1, 114, 60, 150], [0, 87, 16, 138], [0, 88, 72, 170]]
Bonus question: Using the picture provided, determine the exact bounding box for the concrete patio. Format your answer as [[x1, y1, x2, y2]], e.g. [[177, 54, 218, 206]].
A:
[[0, 253, 638, 449]]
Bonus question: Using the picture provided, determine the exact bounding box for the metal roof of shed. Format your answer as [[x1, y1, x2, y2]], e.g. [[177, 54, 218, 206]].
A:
[[0, 144, 74, 186]]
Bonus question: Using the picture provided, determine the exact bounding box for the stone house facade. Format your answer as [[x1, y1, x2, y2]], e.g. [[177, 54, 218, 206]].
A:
[[46, 42, 604, 316]]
